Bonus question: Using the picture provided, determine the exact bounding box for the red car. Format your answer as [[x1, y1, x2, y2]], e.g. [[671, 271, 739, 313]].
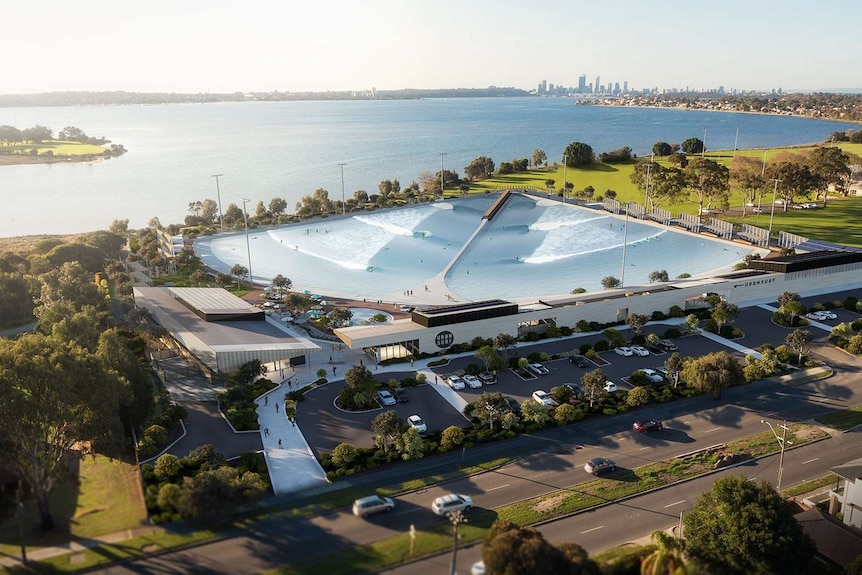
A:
[[633, 419, 663, 432]]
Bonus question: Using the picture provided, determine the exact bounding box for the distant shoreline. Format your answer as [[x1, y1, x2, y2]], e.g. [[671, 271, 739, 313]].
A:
[[0, 154, 108, 166]]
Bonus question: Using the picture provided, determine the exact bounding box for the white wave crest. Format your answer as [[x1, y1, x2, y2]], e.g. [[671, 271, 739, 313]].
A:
[[528, 215, 611, 232], [353, 215, 414, 237]]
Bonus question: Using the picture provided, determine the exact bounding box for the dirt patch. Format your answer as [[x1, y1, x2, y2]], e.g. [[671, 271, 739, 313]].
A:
[[534, 493, 567, 514]]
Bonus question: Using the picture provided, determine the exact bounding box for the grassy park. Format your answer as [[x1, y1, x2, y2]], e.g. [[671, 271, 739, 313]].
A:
[[0, 140, 113, 165], [461, 142, 862, 248]]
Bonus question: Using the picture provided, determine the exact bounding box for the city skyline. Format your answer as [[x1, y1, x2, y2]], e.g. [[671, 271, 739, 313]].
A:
[[2, 0, 861, 95]]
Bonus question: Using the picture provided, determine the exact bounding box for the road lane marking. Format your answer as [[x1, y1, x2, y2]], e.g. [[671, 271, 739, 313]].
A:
[[486, 484, 510, 492], [580, 525, 605, 534], [639, 446, 651, 451], [703, 427, 721, 433], [802, 458, 820, 465], [664, 500, 686, 508]]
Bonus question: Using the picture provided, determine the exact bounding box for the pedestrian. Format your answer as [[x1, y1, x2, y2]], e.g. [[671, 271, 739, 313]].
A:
[[278, 438, 282, 448], [264, 427, 270, 437], [332, 366, 336, 376], [329, 355, 332, 363], [265, 395, 268, 406], [359, 358, 363, 366], [275, 402, 279, 413]]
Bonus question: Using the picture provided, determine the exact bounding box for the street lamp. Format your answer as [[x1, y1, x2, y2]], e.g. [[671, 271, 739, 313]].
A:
[[338, 163, 347, 216], [645, 154, 653, 211], [211, 174, 224, 232], [240, 198, 253, 288], [768, 178, 782, 246], [761, 419, 792, 491], [620, 202, 630, 287], [563, 154, 568, 203], [702, 127, 707, 157], [447, 510, 467, 575], [440, 152, 447, 200]]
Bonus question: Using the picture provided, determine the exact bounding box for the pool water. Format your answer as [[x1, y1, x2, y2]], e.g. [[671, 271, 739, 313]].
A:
[[195, 193, 760, 303]]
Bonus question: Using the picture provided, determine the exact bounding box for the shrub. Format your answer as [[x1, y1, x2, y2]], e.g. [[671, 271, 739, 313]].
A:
[[559, 326, 573, 336], [844, 296, 858, 312], [651, 310, 667, 321], [847, 335, 862, 355], [137, 436, 158, 458], [664, 328, 681, 338], [554, 404, 579, 425], [154, 454, 182, 481], [602, 408, 618, 416], [594, 340, 609, 352], [440, 426, 466, 451], [579, 343, 593, 355], [718, 325, 735, 338], [668, 305, 685, 317], [144, 424, 168, 446], [157, 483, 182, 512]]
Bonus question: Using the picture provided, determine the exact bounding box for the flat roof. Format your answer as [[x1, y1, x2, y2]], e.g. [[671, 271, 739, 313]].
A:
[[334, 318, 423, 341], [135, 287, 318, 349], [169, 286, 262, 317], [415, 299, 514, 316]]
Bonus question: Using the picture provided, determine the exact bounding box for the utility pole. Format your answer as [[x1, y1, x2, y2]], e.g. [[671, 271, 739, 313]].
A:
[[440, 153, 447, 199], [762, 419, 792, 490], [448, 510, 466, 575], [563, 154, 568, 203], [211, 174, 224, 232], [768, 178, 781, 246], [240, 198, 253, 287], [338, 163, 347, 216]]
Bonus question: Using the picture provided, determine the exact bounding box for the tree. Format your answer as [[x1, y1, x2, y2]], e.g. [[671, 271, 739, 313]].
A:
[[344, 365, 372, 387], [711, 301, 740, 329], [471, 392, 508, 429], [520, 399, 551, 425], [785, 328, 812, 364], [684, 157, 730, 214], [683, 475, 815, 575], [464, 156, 495, 181], [625, 313, 649, 335], [731, 156, 767, 215], [545, 178, 555, 190], [109, 218, 130, 234], [482, 519, 594, 575], [652, 142, 672, 156], [581, 368, 607, 407], [641, 530, 687, 575], [626, 386, 649, 407], [395, 427, 424, 460], [230, 264, 249, 287], [371, 410, 405, 453], [154, 453, 182, 481], [807, 145, 850, 205], [777, 291, 801, 308], [532, 149, 547, 168], [602, 328, 627, 348], [648, 270, 669, 283], [664, 352, 685, 388], [601, 276, 621, 290], [440, 426, 465, 451], [35, 261, 105, 315], [176, 465, 267, 525], [554, 403, 579, 425], [268, 197, 288, 215], [551, 385, 574, 406], [331, 443, 358, 467], [684, 314, 700, 333], [494, 333, 517, 361], [681, 137, 704, 154], [0, 333, 130, 530], [23, 124, 53, 143], [766, 158, 817, 210], [681, 351, 745, 399], [563, 142, 594, 166]]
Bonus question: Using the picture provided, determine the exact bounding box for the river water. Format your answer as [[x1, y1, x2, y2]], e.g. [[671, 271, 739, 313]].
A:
[[0, 98, 853, 237]]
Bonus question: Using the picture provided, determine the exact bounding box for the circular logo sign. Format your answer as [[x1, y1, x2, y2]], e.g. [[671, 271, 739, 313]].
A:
[[435, 330, 454, 348]]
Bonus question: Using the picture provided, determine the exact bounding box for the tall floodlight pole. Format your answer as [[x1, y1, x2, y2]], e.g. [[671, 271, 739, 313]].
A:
[[757, 149, 768, 210], [768, 179, 781, 246], [761, 419, 791, 490], [440, 152, 447, 200], [338, 163, 347, 216], [645, 154, 653, 211], [240, 198, 253, 287], [212, 174, 225, 232], [733, 127, 739, 157], [702, 127, 707, 157], [563, 154, 568, 203], [620, 203, 630, 286]]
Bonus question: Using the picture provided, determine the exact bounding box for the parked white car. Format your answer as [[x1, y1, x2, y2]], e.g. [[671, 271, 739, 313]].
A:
[[447, 375, 465, 390], [407, 415, 427, 433], [614, 346, 634, 357], [532, 390, 556, 406], [637, 369, 664, 383], [463, 374, 482, 389], [528, 363, 550, 375], [377, 390, 397, 406], [604, 381, 618, 393], [630, 345, 650, 357]]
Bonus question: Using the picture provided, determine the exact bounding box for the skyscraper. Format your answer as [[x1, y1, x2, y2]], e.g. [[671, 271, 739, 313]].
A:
[[578, 75, 587, 93], [595, 76, 600, 94]]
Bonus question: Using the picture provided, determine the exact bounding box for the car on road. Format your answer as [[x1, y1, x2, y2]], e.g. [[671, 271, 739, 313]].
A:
[[656, 339, 678, 351], [478, 371, 497, 384], [407, 415, 427, 433], [584, 457, 616, 475], [614, 346, 634, 357], [352, 495, 395, 517], [604, 381, 618, 393], [752, 207, 764, 214], [377, 390, 397, 406], [633, 419, 663, 432], [801, 203, 818, 209], [447, 375, 465, 390], [807, 310, 837, 320], [527, 362, 550, 375], [471, 561, 486, 575], [569, 354, 590, 367], [464, 374, 482, 389], [636, 368, 664, 383], [431, 493, 473, 516], [532, 390, 556, 406], [630, 345, 650, 357], [503, 396, 521, 414]]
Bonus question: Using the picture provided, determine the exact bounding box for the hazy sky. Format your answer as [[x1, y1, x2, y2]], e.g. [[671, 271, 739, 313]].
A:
[[4, 0, 860, 94]]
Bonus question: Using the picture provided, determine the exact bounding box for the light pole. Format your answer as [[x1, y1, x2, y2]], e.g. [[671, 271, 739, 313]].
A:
[[211, 174, 224, 232], [447, 510, 467, 575], [645, 154, 653, 211], [761, 419, 792, 491], [440, 152, 447, 199], [240, 198, 253, 287], [563, 154, 568, 203], [702, 127, 707, 157], [757, 149, 768, 211], [768, 178, 781, 246], [338, 163, 347, 216], [620, 202, 630, 287]]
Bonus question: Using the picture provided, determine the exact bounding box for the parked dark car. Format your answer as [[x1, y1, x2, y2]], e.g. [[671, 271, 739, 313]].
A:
[[569, 355, 590, 368], [633, 419, 663, 432], [503, 396, 521, 414], [657, 339, 678, 351], [394, 388, 410, 403], [584, 457, 616, 475]]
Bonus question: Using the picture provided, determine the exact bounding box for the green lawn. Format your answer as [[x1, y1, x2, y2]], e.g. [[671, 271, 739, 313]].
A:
[[0, 140, 107, 156], [815, 405, 862, 431], [0, 455, 148, 559]]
